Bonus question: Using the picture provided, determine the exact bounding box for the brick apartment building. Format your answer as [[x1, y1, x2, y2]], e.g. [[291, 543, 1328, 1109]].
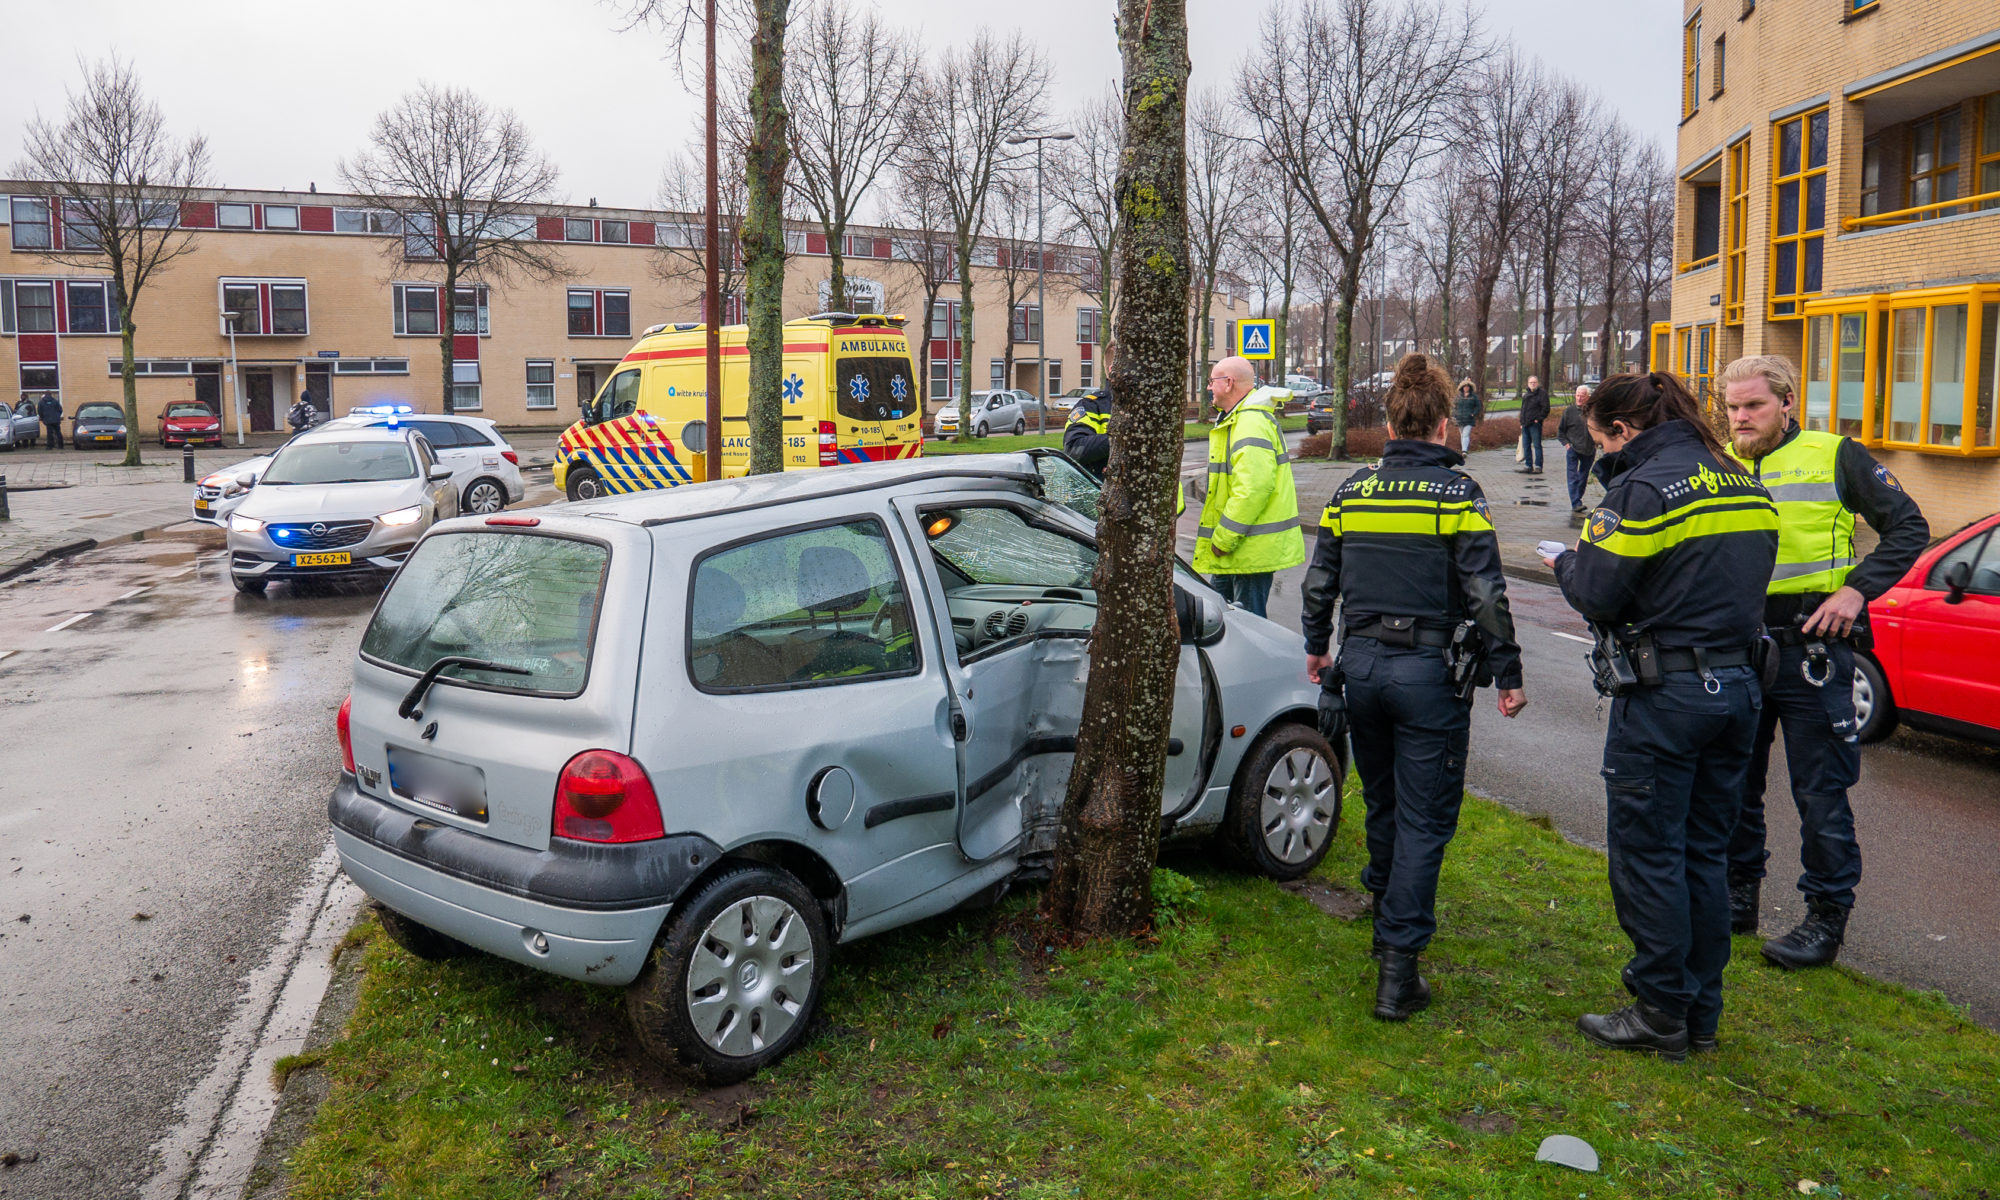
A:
[[1, 183, 1242, 437], [1667, 1, 2000, 531]]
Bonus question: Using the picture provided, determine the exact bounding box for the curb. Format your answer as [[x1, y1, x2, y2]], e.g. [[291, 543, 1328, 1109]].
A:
[[0, 537, 99, 584]]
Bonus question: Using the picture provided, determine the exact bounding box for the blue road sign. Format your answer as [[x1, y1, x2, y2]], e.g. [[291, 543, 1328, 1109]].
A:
[[1239, 319, 1275, 360]]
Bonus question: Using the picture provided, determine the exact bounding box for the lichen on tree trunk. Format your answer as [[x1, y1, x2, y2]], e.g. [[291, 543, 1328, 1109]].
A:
[[743, 0, 792, 475], [1043, 0, 1189, 940]]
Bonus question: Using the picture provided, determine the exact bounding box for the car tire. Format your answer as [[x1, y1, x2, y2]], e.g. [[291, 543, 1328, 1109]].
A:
[[566, 466, 606, 502], [463, 476, 507, 514], [626, 864, 830, 1085], [975, 422, 988, 438], [1218, 722, 1343, 881], [1853, 653, 1898, 744], [373, 901, 472, 961], [1013, 419, 1025, 436], [231, 575, 267, 595]]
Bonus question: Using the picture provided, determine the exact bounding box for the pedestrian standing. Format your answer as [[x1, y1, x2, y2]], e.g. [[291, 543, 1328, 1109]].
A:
[[1718, 355, 1927, 969], [1545, 371, 1778, 1059], [1518, 375, 1549, 474], [1192, 356, 1304, 618], [1558, 385, 1596, 512], [1304, 353, 1528, 1019], [1452, 379, 1480, 455], [37, 391, 63, 450]]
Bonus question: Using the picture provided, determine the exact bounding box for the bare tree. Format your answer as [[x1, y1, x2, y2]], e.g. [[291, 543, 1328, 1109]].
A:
[[902, 30, 1049, 438], [1186, 92, 1248, 419], [1045, 0, 1190, 940], [1586, 117, 1643, 378], [786, 0, 917, 314], [885, 170, 958, 403], [1050, 90, 1125, 348], [1242, 0, 1483, 458], [989, 180, 1043, 407], [1240, 151, 1309, 384], [740, 0, 793, 474], [1458, 49, 1544, 406], [1528, 78, 1599, 393], [13, 57, 209, 466], [653, 144, 749, 318], [1399, 162, 1472, 375], [1630, 140, 1674, 372], [340, 83, 566, 414]]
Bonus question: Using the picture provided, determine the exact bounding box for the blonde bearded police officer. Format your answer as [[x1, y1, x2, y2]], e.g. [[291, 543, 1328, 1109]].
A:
[[1193, 356, 1304, 617]]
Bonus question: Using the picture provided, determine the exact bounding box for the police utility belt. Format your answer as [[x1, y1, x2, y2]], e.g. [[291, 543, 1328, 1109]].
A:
[[1343, 616, 1492, 702], [1588, 626, 1763, 698]]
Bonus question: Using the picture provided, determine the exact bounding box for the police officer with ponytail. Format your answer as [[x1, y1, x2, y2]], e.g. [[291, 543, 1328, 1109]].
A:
[[1544, 371, 1778, 1060], [1303, 353, 1528, 1022]]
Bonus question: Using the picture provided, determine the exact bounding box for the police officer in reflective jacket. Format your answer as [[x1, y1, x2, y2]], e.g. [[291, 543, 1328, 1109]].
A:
[[1063, 386, 1112, 473], [1546, 371, 1779, 1060], [1303, 354, 1528, 1021], [1719, 355, 1926, 969]]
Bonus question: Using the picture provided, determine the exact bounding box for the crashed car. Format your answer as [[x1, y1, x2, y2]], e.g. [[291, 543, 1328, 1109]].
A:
[[330, 451, 1344, 1083]]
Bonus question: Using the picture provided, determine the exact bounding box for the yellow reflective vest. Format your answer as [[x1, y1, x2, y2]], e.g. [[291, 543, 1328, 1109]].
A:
[[1193, 389, 1305, 575], [1726, 429, 1855, 595]]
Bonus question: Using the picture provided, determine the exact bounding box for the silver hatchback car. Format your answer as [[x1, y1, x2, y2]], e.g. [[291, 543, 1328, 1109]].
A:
[[330, 452, 1343, 1082]]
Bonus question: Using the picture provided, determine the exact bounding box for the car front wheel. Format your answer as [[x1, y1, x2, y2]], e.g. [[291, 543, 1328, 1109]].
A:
[[626, 865, 829, 1085], [231, 575, 267, 595], [1853, 654, 1898, 743], [463, 477, 507, 514], [1013, 419, 1025, 436], [566, 466, 606, 502], [1218, 722, 1343, 881]]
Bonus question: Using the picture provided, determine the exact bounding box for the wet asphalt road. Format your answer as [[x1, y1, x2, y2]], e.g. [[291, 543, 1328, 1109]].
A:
[[0, 528, 376, 1197]]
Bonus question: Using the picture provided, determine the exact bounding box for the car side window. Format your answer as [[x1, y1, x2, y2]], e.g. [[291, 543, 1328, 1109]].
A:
[[925, 506, 1095, 589], [688, 519, 920, 692], [1926, 531, 1993, 594], [603, 369, 642, 421], [411, 420, 465, 448]]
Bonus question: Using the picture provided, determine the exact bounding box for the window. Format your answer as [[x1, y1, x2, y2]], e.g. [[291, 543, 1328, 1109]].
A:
[[991, 359, 1006, 388], [1724, 139, 1750, 324], [526, 360, 556, 409], [1691, 182, 1721, 264], [1047, 361, 1062, 396], [451, 285, 489, 335], [1849, 0, 1877, 13], [1927, 531, 2000, 595], [67, 281, 109, 334], [11, 196, 51, 249], [1682, 11, 1701, 119], [1711, 35, 1726, 98], [335, 208, 400, 234], [394, 284, 438, 336], [331, 358, 410, 375], [1079, 359, 1093, 389], [925, 504, 1096, 591], [221, 283, 261, 334], [20, 363, 60, 407], [61, 203, 102, 252], [1908, 109, 1962, 219], [449, 360, 482, 411], [565, 218, 595, 242], [1979, 94, 2000, 212], [603, 290, 630, 338], [929, 356, 955, 401], [658, 222, 703, 248], [270, 285, 307, 334], [13, 281, 55, 333], [217, 203, 253, 229], [403, 212, 440, 260], [687, 519, 918, 692], [1770, 106, 1828, 320], [1860, 138, 1882, 217], [569, 288, 629, 336], [106, 359, 192, 376], [1077, 308, 1100, 344], [836, 357, 916, 422], [930, 300, 953, 341], [599, 219, 628, 244], [568, 289, 595, 335], [263, 205, 298, 231], [1011, 304, 1041, 343]]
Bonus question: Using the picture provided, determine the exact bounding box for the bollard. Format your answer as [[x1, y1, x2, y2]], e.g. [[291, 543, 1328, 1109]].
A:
[[183, 443, 196, 483], [0, 472, 9, 522]]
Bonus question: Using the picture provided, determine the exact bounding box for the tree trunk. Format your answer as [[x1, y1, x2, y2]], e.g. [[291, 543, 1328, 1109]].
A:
[[1537, 244, 1557, 395], [1598, 251, 1620, 378], [1327, 254, 1360, 459], [743, 0, 792, 475], [1044, 0, 1189, 940], [827, 224, 848, 312], [1196, 274, 1216, 421], [439, 254, 459, 415], [1470, 266, 1498, 406], [119, 320, 141, 466], [1638, 292, 1654, 372], [1275, 286, 1290, 387], [956, 248, 976, 437]]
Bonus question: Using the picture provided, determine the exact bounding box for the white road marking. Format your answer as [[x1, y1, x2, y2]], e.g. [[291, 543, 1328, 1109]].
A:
[[117, 586, 152, 601], [45, 611, 95, 632], [142, 840, 362, 1200], [0, 650, 16, 662], [1548, 630, 1593, 645], [167, 566, 197, 578]]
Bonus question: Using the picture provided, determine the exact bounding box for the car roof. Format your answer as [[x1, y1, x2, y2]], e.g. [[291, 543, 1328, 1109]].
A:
[[565, 455, 1047, 529], [286, 426, 418, 447]]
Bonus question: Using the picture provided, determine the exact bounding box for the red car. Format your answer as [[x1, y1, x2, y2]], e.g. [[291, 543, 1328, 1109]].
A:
[[1858, 511, 2000, 745], [159, 401, 223, 447]]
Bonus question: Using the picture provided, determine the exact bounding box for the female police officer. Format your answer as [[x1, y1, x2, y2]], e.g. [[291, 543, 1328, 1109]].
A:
[[1302, 353, 1528, 1021], [1545, 371, 1778, 1060]]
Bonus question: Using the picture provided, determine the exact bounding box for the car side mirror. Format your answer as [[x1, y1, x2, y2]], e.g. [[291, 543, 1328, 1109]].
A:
[[1944, 560, 1972, 604], [428, 464, 454, 482], [235, 472, 257, 489], [580, 397, 599, 426], [1173, 585, 1226, 646]]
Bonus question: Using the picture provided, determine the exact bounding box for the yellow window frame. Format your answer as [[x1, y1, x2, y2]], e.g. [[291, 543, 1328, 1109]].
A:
[[1649, 321, 1671, 372], [1977, 92, 2000, 212], [1769, 106, 1829, 322], [1724, 138, 1750, 325], [1801, 284, 2000, 456]]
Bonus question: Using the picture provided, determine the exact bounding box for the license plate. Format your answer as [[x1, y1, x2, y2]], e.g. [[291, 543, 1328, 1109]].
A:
[[293, 551, 351, 567], [194, 499, 210, 512], [386, 746, 488, 821], [95, 434, 114, 441]]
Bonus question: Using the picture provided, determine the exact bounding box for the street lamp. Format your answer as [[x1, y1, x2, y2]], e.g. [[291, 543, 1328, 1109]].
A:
[[1005, 130, 1074, 435], [222, 309, 246, 447]]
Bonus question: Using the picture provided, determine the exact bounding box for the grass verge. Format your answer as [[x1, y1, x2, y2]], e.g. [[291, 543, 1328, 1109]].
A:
[[282, 792, 1999, 1199], [922, 415, 1309, 457]]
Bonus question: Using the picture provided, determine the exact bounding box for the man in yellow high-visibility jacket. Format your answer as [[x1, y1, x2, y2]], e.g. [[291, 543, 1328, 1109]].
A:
[[1193, 357, 1304, 617]]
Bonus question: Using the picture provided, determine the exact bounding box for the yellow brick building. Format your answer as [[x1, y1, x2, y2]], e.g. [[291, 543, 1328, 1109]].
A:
[[1667, 1, 2000, 531], [1, 184, 1230, 438]]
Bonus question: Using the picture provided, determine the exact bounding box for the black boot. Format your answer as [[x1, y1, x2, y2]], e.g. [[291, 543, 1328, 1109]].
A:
[[1577, 999, 1689, 1061], [1761, 896, 1849, 970], [1373, 950, 1431, 1020], [1690, 1031, 1719, 1054], [1729, 877, 1760, 935]]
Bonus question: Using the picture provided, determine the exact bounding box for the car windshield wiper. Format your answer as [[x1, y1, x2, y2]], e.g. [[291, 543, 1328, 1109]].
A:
[[398, 655, 532, 719]]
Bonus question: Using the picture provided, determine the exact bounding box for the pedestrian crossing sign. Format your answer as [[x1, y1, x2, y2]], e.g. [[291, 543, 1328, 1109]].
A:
[[1238, 319, 1276, 360]]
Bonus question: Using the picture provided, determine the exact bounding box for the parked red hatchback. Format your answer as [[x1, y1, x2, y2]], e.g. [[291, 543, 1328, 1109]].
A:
[[159, 401, 223, 447], [1858, 511, 2000, 745]]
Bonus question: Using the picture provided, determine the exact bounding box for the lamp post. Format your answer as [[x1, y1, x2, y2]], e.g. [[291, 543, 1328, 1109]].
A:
[[223, 310, 246, 447], [1005, 130, 1074, 435]]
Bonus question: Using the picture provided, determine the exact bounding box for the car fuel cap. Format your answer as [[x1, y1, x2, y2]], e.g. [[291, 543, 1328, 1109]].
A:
[[808, 766, 856, 832]]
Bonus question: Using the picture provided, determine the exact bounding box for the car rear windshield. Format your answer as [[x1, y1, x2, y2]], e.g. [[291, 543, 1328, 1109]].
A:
[[836, 357, 917, 422], [263, 440, 415, 484], [360, 531, 610, 697]]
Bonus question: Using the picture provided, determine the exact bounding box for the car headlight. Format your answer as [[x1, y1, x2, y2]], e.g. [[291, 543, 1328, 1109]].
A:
[[117, 426, 128, 434], [230, 514, 264, 534], [378, 505, 424, 527]]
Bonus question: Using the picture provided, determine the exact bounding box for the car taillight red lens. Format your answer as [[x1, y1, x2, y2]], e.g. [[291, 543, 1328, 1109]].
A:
[[337, 695, 355, 775], [501, 450, 519, 465], [553, 750, 664, 843], [818, 420, 838, 467]]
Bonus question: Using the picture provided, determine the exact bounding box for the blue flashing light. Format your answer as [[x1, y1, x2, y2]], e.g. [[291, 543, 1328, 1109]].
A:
[[349, 404, 416, 416]]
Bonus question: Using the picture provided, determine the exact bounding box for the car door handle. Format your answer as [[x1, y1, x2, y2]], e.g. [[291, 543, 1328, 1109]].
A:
[[950, 713, 968, 742]]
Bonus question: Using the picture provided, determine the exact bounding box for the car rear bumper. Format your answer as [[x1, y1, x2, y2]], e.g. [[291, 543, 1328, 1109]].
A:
[[328, 774, 722, 985]]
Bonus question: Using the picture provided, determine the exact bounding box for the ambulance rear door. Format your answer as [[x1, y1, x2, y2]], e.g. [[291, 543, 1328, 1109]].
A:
[[832, 335, 922, 464]]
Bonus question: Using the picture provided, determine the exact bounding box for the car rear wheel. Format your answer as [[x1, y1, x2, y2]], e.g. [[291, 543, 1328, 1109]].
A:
[[626, 864, 830, 1085], [1853, 654, 1898, 743], [231, 575, 267, 595], [1218, 722, 1343, 881], [463, 476, 507, 514], [373, 901, 472, 961], [1012, 418, 1025, 436], [566, 466, 606, 502]]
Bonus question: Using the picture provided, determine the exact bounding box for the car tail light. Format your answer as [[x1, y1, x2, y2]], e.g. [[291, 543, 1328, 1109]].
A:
[[501, 450, 519, 465], [818, 420, 838, 466], [553, 750, 665, 843], [337, 695, 355, 775]]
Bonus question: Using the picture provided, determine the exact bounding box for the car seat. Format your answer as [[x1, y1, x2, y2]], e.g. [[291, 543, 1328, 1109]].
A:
[[689, 569, 782, 688], [793, 545, 888, 680]]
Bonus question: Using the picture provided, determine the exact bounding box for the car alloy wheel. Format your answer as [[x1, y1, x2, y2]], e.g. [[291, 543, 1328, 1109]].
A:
[[464, 478, 506, 514]]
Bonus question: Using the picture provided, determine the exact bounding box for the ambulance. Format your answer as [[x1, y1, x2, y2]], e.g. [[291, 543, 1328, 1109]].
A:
[[553, 312, 924, 499]]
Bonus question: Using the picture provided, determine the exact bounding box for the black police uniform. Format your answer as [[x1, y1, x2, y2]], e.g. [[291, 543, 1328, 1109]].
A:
[[1062, 388, 1112, 474], [1553, 419, 1778, 1051], [1301, 440, 1523, 973], [1726, 424, 1927, 930]]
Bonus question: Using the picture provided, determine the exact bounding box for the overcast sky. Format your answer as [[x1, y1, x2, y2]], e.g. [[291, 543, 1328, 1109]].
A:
[[3, 0, 1679, 214]]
